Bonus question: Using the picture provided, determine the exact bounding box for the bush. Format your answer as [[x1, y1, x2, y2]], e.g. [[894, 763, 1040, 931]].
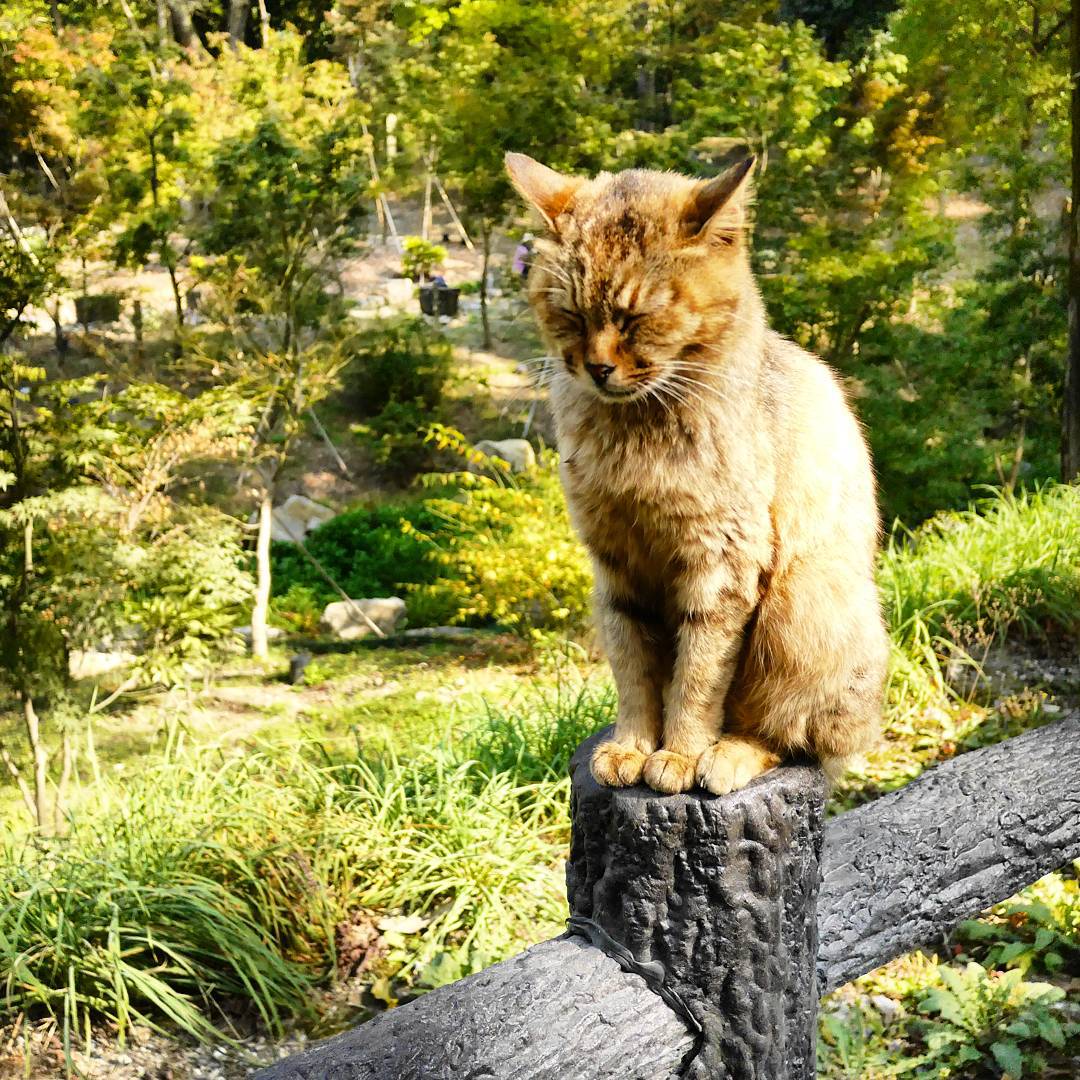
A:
[[272, 463, 593, 633], [401, 236, 447, 282], [343, 316, 454, 476], [344, 316, 453, 420]]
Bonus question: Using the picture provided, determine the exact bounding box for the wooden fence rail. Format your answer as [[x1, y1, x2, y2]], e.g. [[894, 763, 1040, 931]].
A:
[[257, 716, 1080, 1080]]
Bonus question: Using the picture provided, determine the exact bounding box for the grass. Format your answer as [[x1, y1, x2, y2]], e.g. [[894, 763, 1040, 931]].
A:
[[882, 485, 1080, 664], [1, 484, 1079, 1075], [0, 664, 612, 1058]]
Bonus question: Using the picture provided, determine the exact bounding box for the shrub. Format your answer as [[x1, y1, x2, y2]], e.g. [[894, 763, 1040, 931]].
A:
[[343, 316, 454, 476], [343, 316, 453, 420], [272, 463, 593, 633], [401, 236, 448, 282]]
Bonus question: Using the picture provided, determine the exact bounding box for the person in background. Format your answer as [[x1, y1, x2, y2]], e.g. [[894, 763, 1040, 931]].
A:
[[512, 232, 535, 282]]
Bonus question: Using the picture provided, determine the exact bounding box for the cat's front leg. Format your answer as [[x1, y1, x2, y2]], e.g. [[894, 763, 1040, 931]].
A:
[[644, 564, 756, 794], [590, 590, 670, 787]]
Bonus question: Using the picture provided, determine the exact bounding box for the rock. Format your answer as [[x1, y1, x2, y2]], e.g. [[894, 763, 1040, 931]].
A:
[[319, 597, 406, 640], [234, 625, 286, 644], [69, 649, 137, 680], [870, 994, 904, 1026], [472, 438, 536, 474], [271, 495, 335, 543]]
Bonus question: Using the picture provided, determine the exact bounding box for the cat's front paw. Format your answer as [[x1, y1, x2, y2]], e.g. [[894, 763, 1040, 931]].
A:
[[643, 749, 696, 794], [695, 736, 780, 795], [591, 740, 649, 786]]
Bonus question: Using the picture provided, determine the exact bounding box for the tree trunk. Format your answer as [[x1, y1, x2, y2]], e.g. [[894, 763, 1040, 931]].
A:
[[156, 0, 169, 48], [49, 0, 62, 34], [50, 300, 67, 363], [227, 0, 248, 49], [167, 1, 201, 52], [257, 0, 270, 46], [250, 491, 273, 659], [166, 260, 184, 334], [480, 228, 492, 350], [1065, 0, 1080, 480], [23, 694, 50, 833]]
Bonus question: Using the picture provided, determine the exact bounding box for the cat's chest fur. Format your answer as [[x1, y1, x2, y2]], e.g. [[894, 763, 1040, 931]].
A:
[[554, 395, 774, 596]]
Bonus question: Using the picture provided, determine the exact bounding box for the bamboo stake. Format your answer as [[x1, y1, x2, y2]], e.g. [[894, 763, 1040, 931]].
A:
[[432, 173, 475, 250]]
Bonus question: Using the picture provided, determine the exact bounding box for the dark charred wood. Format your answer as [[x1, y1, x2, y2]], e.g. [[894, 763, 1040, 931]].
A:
[[256, 717, 1080, 1080]]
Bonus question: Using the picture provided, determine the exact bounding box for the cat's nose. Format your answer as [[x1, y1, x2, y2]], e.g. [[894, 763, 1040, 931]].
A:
[[585, 362, 615, 386]]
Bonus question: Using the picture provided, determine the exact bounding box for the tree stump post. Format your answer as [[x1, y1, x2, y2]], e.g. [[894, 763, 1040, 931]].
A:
[[256, 718, 1080, 1080], [566, 729, 826, 1079]]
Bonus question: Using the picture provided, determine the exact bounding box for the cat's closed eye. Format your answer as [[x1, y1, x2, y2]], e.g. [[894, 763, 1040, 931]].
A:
[[614, 310, 646, 331]]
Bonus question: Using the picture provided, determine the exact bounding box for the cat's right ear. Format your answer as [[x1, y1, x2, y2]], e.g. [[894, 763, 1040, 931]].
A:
[[505, 153, 582, 231]]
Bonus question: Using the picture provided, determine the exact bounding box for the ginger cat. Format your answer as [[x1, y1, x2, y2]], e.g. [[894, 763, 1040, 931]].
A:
[[506, 152, 888, 795]]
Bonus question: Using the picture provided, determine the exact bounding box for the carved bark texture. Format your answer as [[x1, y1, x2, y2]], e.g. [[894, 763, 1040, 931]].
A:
[[566, 731, 825, 1080], [256, 717, 1080, 1080], [818, 714, 1080, 991], [253, 936, 693, 1079]]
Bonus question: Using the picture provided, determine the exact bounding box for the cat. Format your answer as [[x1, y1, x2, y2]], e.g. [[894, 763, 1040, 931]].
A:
[[505, 151, 889, 795]]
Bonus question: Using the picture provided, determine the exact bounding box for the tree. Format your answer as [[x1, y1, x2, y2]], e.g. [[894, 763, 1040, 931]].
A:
[[1066, 0, 1080, 480], [393, 0, 598, 348], [0, 293, 252, 832], [188, 41, 368, 655]]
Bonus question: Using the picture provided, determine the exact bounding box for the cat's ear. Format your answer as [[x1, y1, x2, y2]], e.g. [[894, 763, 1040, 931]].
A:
[[505, 153, 583, 230], [683, 156, 755, 247]]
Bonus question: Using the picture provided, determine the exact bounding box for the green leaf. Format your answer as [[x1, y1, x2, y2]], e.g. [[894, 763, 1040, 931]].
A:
[[960, 920, 1001, 940], [1035, 1014, 1065, 1049], [990, 1039, 1024, 1078], [919, 987, 966, 1028], [998, 941, 1031, 963], [1043, 951, 1064, 972], [1031, 928, 1055, 951]]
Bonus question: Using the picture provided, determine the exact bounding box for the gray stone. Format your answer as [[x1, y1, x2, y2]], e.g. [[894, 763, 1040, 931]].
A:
[[271, 495, 336, 543], [234, 625, 285, 644], [319, 597, 406, 641], [473, 438, 536, 474], [69, 649, 137, 680], [870, 994, 904, 1025]]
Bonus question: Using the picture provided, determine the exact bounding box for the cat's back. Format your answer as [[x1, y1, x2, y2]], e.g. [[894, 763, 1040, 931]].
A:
[[761, 331, 879, 561]]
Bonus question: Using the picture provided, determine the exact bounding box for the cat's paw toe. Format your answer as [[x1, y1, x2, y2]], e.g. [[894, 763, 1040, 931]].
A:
[[591, 741, 648, 786], [643, 750, 696, 794], [695, 738, 779, 795]]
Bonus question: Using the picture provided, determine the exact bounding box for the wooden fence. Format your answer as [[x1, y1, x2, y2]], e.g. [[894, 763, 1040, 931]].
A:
[[256, 716, 1080, 1079]]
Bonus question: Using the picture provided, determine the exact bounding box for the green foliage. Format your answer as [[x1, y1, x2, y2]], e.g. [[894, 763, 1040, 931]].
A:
[[401, 236, 447, 281], [912, 963, 1074, 1076], [958, 872, 1080, 979], [1, 832, 314, 1048], [0, 670, 608, 1038], [272, 462, 592, 632], [344, 315, 454, 474], [880, 486, 1080, 659], [271, 499, 442, 604], [819, 959, 1080, 1078]]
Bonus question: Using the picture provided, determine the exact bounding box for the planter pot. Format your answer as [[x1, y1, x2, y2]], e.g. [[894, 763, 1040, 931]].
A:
[[419, 286, 461, 317]]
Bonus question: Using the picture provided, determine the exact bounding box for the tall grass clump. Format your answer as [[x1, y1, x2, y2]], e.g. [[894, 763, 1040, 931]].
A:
[[879, 484, 1080, 715], [462, 673, 616, 783], [0, 699, 589, 1048]]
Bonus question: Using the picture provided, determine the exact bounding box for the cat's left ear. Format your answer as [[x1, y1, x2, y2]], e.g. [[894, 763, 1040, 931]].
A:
[[683, 156, 756, 247], [505, 153, 583, 231]]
